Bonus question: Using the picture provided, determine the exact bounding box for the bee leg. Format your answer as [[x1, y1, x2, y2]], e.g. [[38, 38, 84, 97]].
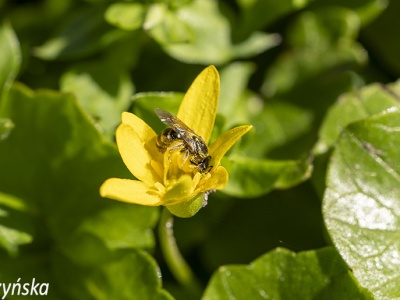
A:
[[182, 149, 190, 164], [169, 141, 185, 152], [166, 141, 185, 162]]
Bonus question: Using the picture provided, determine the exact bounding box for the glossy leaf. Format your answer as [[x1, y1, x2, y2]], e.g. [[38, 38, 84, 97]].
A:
[[203, 247, 372, 299], [323, 108, 400, 299], [314, 82, 400, 154], [222, 155, 312, 198]]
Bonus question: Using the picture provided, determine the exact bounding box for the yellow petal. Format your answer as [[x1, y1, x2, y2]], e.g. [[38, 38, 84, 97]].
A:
[[209, 125, 253, 166], [177, 65, 219, 143], [121, 112, 157, 143], [116, 124, 161, 184], [121, 112, 162, 160], [198, 166, 228, 192], [100, 178, 162, 206]]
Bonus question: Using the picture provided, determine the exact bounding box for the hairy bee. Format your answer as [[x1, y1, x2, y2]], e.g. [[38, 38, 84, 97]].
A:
[[155, 108, 212, 173]]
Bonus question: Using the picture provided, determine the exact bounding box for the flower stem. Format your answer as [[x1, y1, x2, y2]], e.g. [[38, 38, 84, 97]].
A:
[[158, 207, 202, 298]]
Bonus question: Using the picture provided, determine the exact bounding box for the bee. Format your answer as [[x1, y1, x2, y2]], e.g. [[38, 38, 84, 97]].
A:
[[155, 108, 212, 173]]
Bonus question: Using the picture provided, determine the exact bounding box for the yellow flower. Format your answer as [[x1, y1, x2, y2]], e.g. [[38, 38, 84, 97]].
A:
[[100, 66, 252, 217]]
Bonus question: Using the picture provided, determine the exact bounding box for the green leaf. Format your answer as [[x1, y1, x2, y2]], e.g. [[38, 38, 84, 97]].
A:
[[105, 2, 145, 31], [60, 61, 134, 139], [314, 82, 400, 155], [34, 8, 129, 60], [262, 7, 366, 97], [0, 83, 163, 296], [0, 192, 33, 255], [145, 0, 279, 64], [313, 0, 388, 26], [243, 101, 313, 158], [53, 250, 174, 300], [222, 155, 312, 197], [323, 108, 400, 299], [237, 0, 311, 39], [80, 204, 159, 251], [217, 63, 314, 198], [218, 62, 255, 129], [0, 118, 14, 141], [0, 22, 21, 102], [0, 83, 159, 248], [203, 247, 372, 299]]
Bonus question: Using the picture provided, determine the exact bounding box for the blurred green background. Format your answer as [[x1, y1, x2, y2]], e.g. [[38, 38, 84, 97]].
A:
[[0, 0, 399, 299]]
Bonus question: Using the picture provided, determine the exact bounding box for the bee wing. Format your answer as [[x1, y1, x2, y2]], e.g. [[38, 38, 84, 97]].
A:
[[155, 108, 198, 151]]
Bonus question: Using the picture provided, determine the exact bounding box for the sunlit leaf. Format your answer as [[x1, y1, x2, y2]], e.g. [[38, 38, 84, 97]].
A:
[[145, 0, 280, 64], [203, 247, 372, 299], [323, 107, 400, 299], [314, 82, 400, 155], [105, 2, 145, 31]]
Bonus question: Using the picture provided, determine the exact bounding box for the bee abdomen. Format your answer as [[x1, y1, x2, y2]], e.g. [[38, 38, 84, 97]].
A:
[[156, 128, 181, 152]]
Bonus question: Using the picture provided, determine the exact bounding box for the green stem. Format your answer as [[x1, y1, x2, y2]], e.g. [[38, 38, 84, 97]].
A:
[[158, 207, 202, 298]]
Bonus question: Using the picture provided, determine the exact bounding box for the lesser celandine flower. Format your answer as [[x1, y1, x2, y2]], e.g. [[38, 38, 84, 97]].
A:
[[100, 66, 252, 217]]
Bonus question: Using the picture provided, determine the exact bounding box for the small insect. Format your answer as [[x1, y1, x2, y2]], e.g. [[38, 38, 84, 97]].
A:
[[155, 108, 212, 173]]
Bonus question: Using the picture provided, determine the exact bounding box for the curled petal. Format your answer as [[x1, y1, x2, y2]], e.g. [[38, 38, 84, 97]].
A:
[[121, 112, 156, 143], [116, 124, 161, 185], [177, 65, 219, 143], [100, 178, 162, 206], [209, 125, 253, 166], [198, 166, 228, 192], [122, 112, 162, 160]]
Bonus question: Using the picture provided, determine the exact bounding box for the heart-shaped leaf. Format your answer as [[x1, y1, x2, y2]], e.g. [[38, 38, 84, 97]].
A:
[[323, 107, 400, 299]]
